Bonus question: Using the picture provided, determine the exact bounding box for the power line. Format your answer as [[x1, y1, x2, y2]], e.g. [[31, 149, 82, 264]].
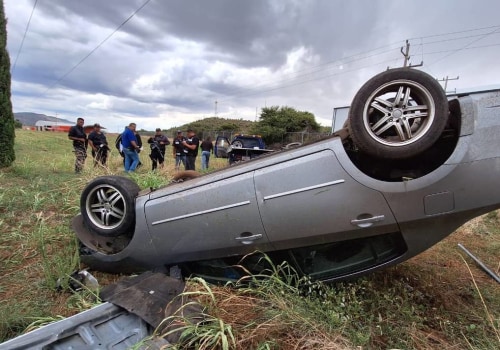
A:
[[427, 26, 500, 67], [407, 24, 500, 42], [218, 26, 500, 103], [12, 0, 38, 73], [217, 44, 402, 101], [207, 39, 408, 102], [219, 56, 401, 104], [44, 0, 153, 92]]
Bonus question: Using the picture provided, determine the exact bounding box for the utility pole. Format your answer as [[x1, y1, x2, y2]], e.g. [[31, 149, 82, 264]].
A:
[[400, 40, 423, 68], [436, 76, 459, 93], [214, 100, 218, 116]]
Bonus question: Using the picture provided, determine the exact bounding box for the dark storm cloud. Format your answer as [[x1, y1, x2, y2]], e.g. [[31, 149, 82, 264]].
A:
[[12, 0, 386, 106], [33, 0, 384, 68], [5, 0, 500, 131]]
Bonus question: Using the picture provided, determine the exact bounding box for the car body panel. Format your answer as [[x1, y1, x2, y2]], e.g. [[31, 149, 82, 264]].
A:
[[0, 302, 162, 350], [254, 149, 399, 250], [144, 171, 273, 263]]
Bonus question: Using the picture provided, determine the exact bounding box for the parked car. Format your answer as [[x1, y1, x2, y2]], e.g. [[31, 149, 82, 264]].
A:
[[74, 67, 500, 283], [215, 134, 272, 164], [215, 134, 266, 155]]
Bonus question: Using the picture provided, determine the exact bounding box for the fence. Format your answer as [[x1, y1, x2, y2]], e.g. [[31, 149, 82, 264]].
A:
[[197, 130, 331, 147]]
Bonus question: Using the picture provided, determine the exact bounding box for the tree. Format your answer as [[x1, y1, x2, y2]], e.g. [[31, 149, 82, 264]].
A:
[[252, 106, 320, 144], [0, 0, 15, 167]]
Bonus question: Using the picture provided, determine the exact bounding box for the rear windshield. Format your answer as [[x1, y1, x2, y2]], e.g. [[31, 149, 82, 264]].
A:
[[239, 138, 262, 148]]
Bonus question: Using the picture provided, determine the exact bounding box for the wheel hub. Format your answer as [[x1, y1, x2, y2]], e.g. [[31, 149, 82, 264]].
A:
[[392, 108, 403, 119]]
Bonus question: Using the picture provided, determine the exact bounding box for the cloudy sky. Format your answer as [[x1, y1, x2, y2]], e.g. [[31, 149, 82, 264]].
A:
[[5, 0, 500, 132]]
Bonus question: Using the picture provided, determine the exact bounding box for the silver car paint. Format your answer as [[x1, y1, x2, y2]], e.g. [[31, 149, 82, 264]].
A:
[[83, 90, 500, 277]]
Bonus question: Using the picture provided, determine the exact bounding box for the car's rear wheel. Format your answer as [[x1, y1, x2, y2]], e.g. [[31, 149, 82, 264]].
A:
[[348, 68, 448, 159], [80, 176, 140, 237]]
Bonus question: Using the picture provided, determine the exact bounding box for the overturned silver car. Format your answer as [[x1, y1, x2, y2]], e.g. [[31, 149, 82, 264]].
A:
[[74, 68, 500, 282]]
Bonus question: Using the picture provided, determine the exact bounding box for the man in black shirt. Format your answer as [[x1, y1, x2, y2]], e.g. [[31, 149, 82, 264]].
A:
[[182, 129, 200, 171], [172, 130, 187, 171], [67, 118, 87, 173], [147, 128, 170, 171], [88, 123, 109, 166]]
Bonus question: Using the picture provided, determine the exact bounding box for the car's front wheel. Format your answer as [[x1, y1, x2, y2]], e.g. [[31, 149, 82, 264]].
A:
[[348, 68, 448, 159], [80, 176, 140, 237]]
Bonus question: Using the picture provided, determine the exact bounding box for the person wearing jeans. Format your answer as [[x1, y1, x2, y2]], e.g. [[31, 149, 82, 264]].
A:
[[120, 123, 140, 172], [172, 131, 187, 171], [200, 136, 213, 170]]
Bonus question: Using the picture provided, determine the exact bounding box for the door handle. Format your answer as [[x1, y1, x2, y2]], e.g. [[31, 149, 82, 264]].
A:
[[351, 215, 385, 228], [235, 233, 263, 245]]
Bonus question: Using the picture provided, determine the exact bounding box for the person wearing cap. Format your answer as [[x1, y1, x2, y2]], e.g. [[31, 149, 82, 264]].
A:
[[147, 128, 170, 171], [67, 117, 87, 173], [172, 130, 187, 171], [182, 129, 200, 171], [88, 123, 109, 166]]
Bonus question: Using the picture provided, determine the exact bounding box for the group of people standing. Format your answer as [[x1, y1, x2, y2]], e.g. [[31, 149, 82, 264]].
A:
[[172, 129, 212, 171], [68, 118, 214, 173]]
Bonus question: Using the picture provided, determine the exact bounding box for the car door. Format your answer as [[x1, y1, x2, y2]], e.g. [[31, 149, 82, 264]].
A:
[[144, 172, 272, 263], [215, 136, 229, 158], [254, 149, 399, 250]]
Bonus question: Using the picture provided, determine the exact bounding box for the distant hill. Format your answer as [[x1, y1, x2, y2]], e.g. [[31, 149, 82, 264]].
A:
[[14, 112, 73, 126], [162, 117, 256, 136]]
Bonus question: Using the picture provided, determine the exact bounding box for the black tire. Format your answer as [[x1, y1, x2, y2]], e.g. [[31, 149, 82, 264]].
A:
[[80, 176, 140, 237], [284, 142, 302, 150], [348, 68, 448, 159]]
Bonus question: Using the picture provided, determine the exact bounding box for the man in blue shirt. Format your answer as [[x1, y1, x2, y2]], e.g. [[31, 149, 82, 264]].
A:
[[121, 123, 141, 172]]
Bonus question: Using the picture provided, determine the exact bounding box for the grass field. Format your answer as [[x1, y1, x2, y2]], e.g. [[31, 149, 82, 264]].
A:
[[0, 129, 499, 349]]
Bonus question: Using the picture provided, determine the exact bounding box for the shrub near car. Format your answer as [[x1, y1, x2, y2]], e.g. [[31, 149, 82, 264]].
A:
[[74, 68, 500, 282]]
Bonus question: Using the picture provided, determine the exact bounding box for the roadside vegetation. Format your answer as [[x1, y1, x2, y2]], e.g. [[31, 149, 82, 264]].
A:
[[0, 130, 499, 349], [163, 112, 331, 142]]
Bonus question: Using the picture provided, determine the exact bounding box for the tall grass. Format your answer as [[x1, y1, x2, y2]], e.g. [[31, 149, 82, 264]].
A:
[[155, 249, 500, 349], [0, 130, 227, 342]]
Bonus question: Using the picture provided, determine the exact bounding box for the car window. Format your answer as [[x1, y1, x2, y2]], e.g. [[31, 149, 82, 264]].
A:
[[181, 233, 406, 283], [240, 138, 260, 148], [216, 138, 227, 147], [288, 232, 407, 281]]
